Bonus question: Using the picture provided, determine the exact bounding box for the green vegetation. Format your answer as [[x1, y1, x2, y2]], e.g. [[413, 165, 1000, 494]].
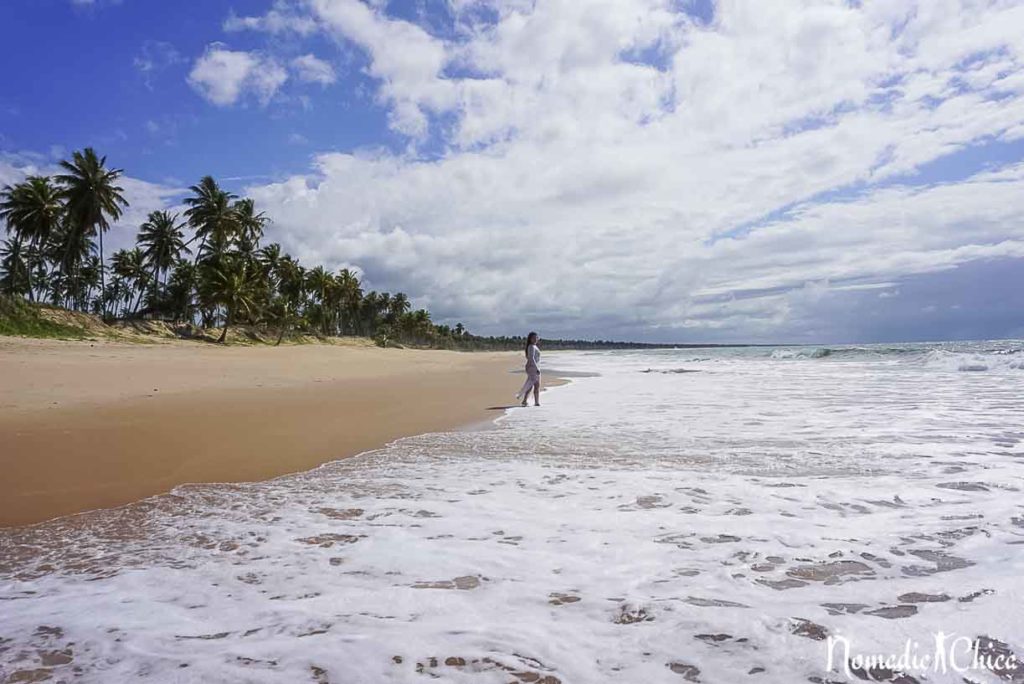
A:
[[0, 295, 84, 339], [1, 146, 684, 350]]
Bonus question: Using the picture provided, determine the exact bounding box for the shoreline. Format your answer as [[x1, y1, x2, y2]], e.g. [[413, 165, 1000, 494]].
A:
[[0, 337, 530, 528]]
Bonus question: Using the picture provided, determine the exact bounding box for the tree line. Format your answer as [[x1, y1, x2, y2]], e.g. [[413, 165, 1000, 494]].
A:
[[0, 147, 683, 350]]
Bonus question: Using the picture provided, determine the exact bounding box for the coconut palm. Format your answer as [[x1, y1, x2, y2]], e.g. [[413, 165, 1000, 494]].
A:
[[0, 176, 64, 300], [265, 297, 299, 346], [334, 268, 362, 334], [199, 256, 260, 343], [55, 148, 128, 312], [390, 292, 411, 321], [233, 198, 269, 253], [49, 221, 95, 308], [111, 247, 148, 316], [184, 176, 237, 262], [305, 265, 334, 335], [166, 260, 198, 323], [0, 237, 30, 296], [138, 210, 189, 299]]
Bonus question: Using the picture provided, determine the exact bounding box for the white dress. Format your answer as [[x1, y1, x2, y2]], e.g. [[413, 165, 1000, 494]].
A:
[[517, 344, 541, 399]]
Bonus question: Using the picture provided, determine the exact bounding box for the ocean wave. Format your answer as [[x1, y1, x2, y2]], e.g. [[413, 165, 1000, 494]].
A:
[[921, 350, 1024, 372], [769, 347, 832, 359]]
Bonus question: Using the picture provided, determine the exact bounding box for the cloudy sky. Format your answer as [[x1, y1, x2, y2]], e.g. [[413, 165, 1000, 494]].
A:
[[2, 0, 1023, 343]]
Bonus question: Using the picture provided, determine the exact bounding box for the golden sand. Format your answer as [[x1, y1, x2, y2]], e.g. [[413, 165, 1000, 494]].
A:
[[0, 337, 523, 527]]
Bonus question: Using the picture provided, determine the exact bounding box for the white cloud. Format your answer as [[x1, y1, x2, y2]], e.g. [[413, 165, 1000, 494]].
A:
[[224, 2, 318, 35], [188, 44, 287, 107], [176, 1, 1024, 338], [291, 54, 336, 85], [308, 0, 455, 138]]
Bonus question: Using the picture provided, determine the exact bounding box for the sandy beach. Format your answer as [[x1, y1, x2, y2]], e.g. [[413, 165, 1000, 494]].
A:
[[0, 337, 521, 528]]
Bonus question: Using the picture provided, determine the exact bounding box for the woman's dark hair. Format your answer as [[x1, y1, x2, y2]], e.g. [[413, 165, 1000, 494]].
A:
[[525, 331, 538, 357]]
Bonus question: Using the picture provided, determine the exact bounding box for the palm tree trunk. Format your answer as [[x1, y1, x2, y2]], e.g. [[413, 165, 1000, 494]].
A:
[[131, 285, 145, 317], [98, 228, 106, 319], [218, 308, 232, 343]]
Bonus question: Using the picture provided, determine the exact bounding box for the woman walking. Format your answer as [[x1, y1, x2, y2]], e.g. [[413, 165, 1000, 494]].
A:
[[516, 331, 542, 407]]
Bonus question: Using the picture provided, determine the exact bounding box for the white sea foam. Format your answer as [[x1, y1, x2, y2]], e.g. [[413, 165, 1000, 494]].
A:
[[2, 343, 1023, 683]]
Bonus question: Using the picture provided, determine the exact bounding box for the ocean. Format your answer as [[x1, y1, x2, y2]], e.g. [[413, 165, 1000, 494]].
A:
[[2, 341, 1023, 683]]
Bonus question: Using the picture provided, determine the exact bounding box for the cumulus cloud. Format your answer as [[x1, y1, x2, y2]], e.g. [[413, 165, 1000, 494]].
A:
[[226, 0, 1024, 341], [291, 54, 336, 85], [111, 0, 1023, 339], [188, 44, 287, 107]]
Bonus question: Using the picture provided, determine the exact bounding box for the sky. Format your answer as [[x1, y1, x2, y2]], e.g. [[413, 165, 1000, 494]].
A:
[[1, 0, 1023, 344]]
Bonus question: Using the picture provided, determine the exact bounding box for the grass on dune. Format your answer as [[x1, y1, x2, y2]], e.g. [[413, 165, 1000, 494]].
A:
[[0, 295, 87, 340]]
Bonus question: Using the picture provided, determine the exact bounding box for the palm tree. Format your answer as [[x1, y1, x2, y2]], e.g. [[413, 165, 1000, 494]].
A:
[[0, 176, 64, 300], [199, 256, 260, 343], [184, 176, 237, 263], [0, 237, 30, 296], [167, 259, 197, 323], [265, 297, 298, 346], [111, 247, 148, 316], [335, 268, 362, 335], [49, 221, 94, 309], [55, 148, 129, 313], [138, 210, 189, 300], [390, 292, 411, 319], [306, 265, 334, 335], [233, 198, 269, 253]]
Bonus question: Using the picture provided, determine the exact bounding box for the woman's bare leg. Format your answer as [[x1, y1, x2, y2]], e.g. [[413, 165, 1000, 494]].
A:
[[533, 378, 541, 406]]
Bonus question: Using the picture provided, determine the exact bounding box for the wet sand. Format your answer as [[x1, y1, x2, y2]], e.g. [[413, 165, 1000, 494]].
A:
[[0, 338, 522, 527]]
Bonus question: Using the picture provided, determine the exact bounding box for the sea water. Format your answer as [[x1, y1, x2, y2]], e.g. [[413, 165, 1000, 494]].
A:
[[1, 341, 1023, 683]]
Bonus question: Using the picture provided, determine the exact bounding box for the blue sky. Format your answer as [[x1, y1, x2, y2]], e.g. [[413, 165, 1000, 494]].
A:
[[2, 0, 1024, 343], [0, 0, 395, 187]]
